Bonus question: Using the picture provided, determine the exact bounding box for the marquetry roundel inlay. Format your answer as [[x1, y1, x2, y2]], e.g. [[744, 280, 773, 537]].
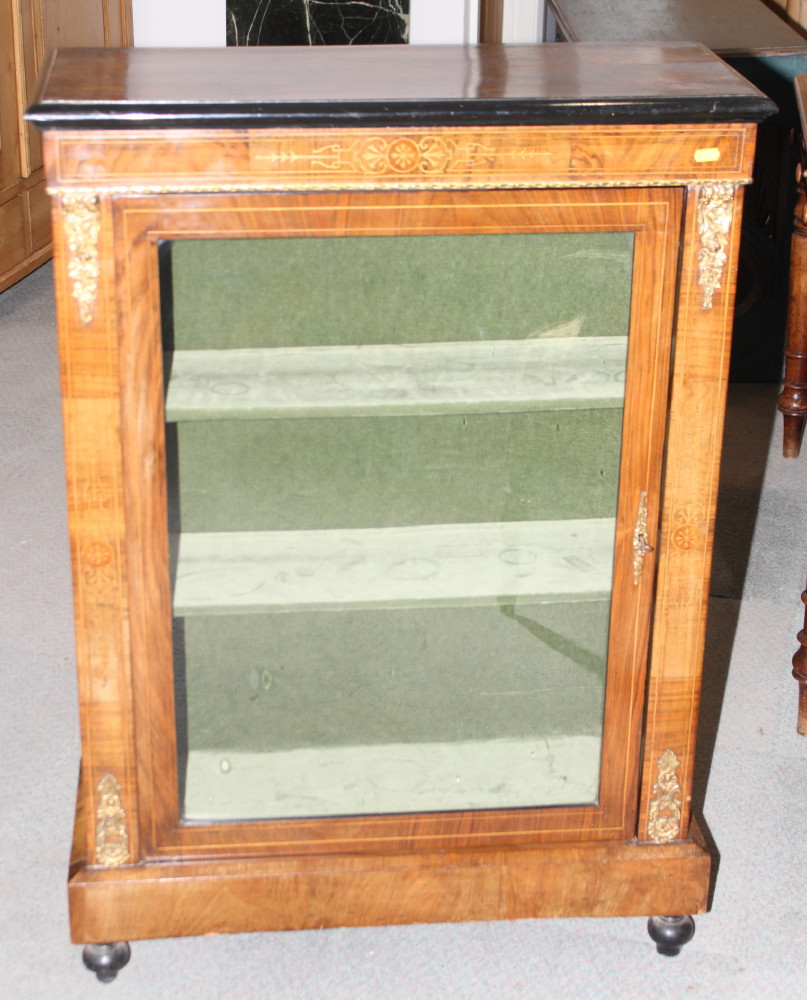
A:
[[356, 136, 455, 174], [671, 524, 703, 551], [82, 540, 114, 567]]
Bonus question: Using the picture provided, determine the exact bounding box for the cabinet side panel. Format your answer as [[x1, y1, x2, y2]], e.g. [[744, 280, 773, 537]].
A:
[[48, 173, 140, 866], [639, 182, 746, 843]]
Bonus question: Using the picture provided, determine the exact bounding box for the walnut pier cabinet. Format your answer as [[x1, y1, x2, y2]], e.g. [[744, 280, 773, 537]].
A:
[[28, 44, 773, 980]]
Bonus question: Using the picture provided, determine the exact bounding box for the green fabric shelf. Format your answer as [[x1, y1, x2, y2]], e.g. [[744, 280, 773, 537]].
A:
[[164, 337, 628, 421], [182, 735, 602, 820], [172, 518, 616, 615]]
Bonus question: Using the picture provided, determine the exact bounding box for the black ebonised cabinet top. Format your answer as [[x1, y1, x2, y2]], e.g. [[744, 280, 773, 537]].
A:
[[28, 42, 775, 130]]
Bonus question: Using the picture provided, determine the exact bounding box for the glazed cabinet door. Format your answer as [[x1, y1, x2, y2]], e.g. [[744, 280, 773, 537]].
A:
[[59, 184, 684, 864], [107, 186, 683, 860]]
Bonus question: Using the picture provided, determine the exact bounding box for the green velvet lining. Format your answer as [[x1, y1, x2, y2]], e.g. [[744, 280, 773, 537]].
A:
[[168, 407, 624, 532], [175, 600, 608, 755], [166, 232, 634, 350], [163, 229, 632, 817]]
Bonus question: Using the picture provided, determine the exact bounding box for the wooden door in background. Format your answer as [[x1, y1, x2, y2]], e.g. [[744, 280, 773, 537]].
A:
[[0, 0, 133, 294]]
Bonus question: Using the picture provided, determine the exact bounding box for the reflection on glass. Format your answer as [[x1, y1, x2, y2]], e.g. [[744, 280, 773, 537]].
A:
[[161, 231, 634, 821]]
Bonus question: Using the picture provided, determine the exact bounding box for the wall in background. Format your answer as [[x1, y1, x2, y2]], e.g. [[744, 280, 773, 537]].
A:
[[133, 0, 224, 45]]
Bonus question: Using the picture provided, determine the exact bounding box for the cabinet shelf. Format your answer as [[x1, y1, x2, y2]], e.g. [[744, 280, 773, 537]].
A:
[[183, 735, 603, 820], [172, 518, 616, 615], [164, 337, 628, 421]]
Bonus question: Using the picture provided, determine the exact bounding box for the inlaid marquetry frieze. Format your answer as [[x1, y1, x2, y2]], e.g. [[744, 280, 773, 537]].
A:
[[253, 134, 497, 176], [47, 125, 753, 195]]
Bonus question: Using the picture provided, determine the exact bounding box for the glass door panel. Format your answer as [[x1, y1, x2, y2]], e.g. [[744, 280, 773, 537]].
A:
[[160, 229, 634, 821]]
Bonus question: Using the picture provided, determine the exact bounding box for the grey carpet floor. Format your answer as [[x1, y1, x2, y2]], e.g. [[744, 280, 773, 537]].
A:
[[2, 262, 807, 999]]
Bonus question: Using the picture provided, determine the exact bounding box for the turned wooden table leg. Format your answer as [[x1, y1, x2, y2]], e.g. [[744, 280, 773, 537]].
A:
[[793, 588, 807, 736], [779, 174, 807, 458]]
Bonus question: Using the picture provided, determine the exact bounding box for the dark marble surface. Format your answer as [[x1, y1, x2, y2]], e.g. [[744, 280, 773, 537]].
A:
[[227, 0, 409, 46]]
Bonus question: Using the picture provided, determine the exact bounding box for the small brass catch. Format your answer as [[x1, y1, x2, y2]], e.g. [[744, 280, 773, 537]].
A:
[[633, 490, 654, 585]]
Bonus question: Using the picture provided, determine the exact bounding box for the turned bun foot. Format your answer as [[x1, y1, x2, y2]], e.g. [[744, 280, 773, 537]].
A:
[[647, 915, 695, 956], [82, 942, 131, 982]]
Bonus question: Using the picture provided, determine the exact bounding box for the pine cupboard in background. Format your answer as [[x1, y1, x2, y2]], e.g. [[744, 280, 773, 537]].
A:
[[0, 0, 132, 293]]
